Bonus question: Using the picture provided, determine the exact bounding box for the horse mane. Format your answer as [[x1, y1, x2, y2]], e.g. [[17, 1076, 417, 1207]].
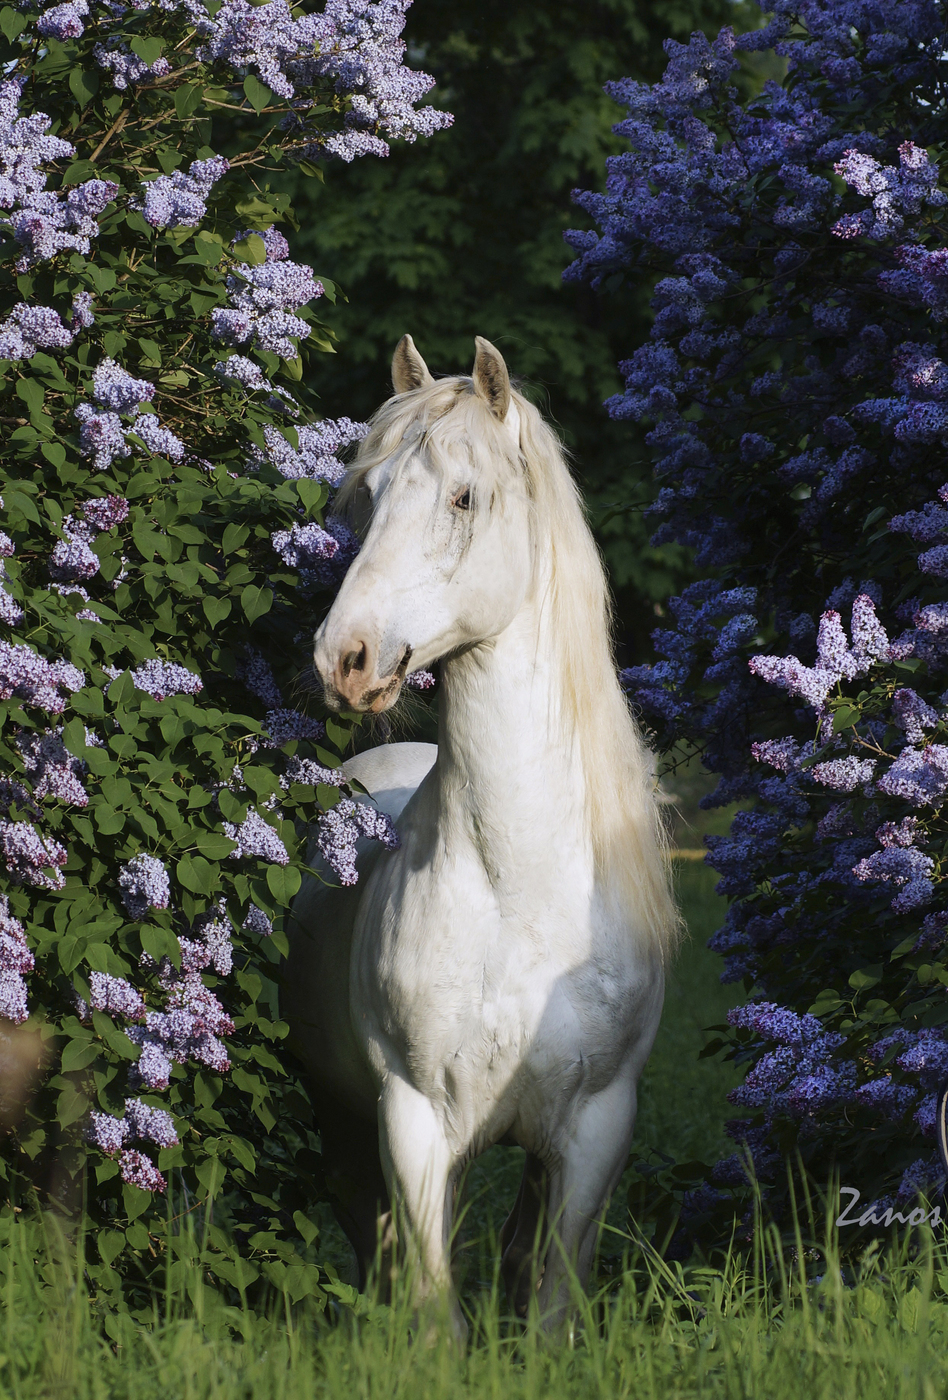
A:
[[336, 377, 681, 963]]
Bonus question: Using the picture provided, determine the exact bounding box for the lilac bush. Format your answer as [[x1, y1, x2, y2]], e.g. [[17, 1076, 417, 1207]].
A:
[[568, 0, 948, 1225], [0, 0, 448, 1305]]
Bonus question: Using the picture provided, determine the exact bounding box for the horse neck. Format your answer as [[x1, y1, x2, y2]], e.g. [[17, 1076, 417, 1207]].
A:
[[436, 587, 593, 885]]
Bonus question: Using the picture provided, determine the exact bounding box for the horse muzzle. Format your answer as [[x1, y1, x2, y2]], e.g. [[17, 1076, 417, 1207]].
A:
[[314, 632, 412, 713]]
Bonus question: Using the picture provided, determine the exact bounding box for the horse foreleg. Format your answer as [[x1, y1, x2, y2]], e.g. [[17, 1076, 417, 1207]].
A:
[[378, 1076, 466, 1343], [500, 1153, 547, 1317], [537, 1073, 638, 1331]]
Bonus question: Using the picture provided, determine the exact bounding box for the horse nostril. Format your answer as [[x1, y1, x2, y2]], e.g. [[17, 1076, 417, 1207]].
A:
[[342, 643, 368, 678]]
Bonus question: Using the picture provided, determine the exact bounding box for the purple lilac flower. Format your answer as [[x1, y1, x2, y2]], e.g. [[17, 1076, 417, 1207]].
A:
[[281, 755, 341, 789], [212, 259, 322, 359], [404, 669, 436, 691], [124, 1097, 178, 1148], [876, 745, 948, 807], [70, 292, 94, 330], [0, 641, 83, 712], [315, 797, 399, 885], [118, 854, 170, 920], [850, 595, 890, 667], [242, 903, 272, 937], [0, 896, 33, 1023], [834, 142, 945, 241], [16, 729, 87, 806], [896, 1156, 947, 1202], [260, 708, 325, 747], [0, 819, 67, 889], [129, 413, 186, 462], [892, 688, 939, 742], [223, 808, 289, 864], [87, 1110, 128, 1155], [251, 419, 368, 484], [214, 354, 269, 390], [74, 404, 130, 471], [92, 359, 155, 414], [853, 845, 934, 910], [130, 660, 202, 701], [48, 519, 99, 584], [93, 42, 171, 89], [79, 495, 129, 532], [0, 303, 74, 360], [137, 155, 229, 230], [37, 0, 88, 39], [119, 1149, 166, 1192], [811, 757, 876, 792], [236, 648, 283, 707], [89, 971, 146, 1019]]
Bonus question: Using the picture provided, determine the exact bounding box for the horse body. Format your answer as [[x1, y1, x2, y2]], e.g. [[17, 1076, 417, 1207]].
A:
[[285, 336, 675, 1335]]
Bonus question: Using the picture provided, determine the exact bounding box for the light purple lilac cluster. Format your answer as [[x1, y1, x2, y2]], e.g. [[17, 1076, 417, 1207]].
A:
[[223, 807, 289, 864], [0, 819, 67, 890], [315, 796, 399, 885], [93, 41, 172, 89], [212, 257, 322, 360], [0, 303, 73, 361], [0, 79, 117, 272], [135, 155, 229, 231], [0, 501, 21, 627], [16, 729, 87, 807], [0, 896, 34, 1024], [0, 640, 84, 712], [195, 0, 451, 159], [250, 418, 367, 484], [128, 943, 235, 1089], [75, 361, 184, 469], [117, 854, 170, 920], [130, 659, 202, 701]]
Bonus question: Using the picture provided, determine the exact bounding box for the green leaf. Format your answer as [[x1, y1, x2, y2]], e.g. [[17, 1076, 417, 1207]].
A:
[[243, 74, 273, 112], [849, 965, 883, 991], [107, 670, 134, 706], [218, 790, 246, 824], [241, 584, 272, 624], [40, 441, 66, 468], [129, 35, 164, 64], [15, 377, 44, 415], [832, 705, 860, 733], [195, 830, 237, 859], [0, 7, 27, 39], [177, 853, 215, 896], [140, 925, 181, 964], [296, 479, 326, 513], [222, 522, 249, 554], [174, 83, 205, 119], [266, 864, 301, 903], [68, 68, 99, 108], [61, 1040, 100, 1074], [232, 233, 267, 265], [98, 1229, 126, 1266], [202, 595, 231, 627]]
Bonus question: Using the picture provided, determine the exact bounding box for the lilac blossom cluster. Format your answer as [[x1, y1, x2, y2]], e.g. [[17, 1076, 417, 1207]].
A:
[[117, 854, 170, 920], [568, 0, 948, 1219], [315, 796, 399, 885], [195, 0, 451, 158], [250, 418, 368, 484], [93, 41, 171, 90], [0, 641, 84, 712], [75, 361, 184, 470], [0, 79, 116, 271], [135, 156, 230, 231], [211, 257, 322, 359], [0, 896, 34, 1024], [223, 808, 289, 864], [130, 659, 202, 701]]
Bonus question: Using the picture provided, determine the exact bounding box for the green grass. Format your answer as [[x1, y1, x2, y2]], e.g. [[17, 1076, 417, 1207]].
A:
[[17, 833, 939, 1400]]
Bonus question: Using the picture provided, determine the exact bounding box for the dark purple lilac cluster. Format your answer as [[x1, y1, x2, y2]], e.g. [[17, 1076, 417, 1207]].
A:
[[568, 0, 948, 1212], [315, 796, 399, 885]]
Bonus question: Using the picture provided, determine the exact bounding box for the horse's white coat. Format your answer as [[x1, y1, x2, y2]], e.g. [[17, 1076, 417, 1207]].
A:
[[285, 339, 675, 1335]]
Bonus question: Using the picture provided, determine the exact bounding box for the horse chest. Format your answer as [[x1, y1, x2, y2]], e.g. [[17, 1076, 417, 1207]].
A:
[[352, 851, 647, 1131]]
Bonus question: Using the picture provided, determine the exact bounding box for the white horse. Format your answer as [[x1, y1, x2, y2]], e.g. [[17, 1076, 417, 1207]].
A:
[[284, 336, 677, 1336]]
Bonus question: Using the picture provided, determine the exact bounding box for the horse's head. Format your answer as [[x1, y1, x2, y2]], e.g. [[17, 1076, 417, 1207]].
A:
[[313, 336, 535, 713]]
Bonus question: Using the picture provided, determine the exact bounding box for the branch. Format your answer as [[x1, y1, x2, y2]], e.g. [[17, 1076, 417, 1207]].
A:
[[89, 108, 129, 163]]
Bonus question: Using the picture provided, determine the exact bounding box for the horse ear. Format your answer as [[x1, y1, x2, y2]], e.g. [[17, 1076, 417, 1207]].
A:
[[392, 334, 433, 394], [472, 336, 511, 420]]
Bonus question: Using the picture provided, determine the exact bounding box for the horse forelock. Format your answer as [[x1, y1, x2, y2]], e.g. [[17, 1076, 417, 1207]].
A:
[[335, 374, 680, 962]]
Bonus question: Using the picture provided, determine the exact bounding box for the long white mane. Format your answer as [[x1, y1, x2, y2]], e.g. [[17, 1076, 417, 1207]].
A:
[[337, 376, 680, 962]]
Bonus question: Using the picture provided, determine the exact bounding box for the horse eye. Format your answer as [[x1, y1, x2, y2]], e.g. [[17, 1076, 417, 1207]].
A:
[[452, 489, 471, 511]]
